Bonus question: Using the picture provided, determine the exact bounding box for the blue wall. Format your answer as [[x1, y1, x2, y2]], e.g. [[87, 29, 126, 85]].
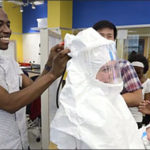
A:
[[73, 0, 150, 28], [23, 0, 47, 33]]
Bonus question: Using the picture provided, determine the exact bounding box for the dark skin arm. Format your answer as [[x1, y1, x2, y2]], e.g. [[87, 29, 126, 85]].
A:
[[21, 74, 33, 88], [0, 45, 70, 113], [122, 89, 142, 107], [145, 93, 150, 101]]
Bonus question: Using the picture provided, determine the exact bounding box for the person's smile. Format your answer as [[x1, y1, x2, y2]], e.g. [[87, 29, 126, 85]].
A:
[[0, 36, 10, 44]]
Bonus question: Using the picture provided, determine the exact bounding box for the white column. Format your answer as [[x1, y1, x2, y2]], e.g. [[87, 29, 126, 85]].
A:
[[40, 29, 49, 149]]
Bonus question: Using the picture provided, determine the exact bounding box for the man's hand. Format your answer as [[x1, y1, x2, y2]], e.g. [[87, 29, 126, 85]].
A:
[[46, 44, 64, 68], [42, 43, 69, 76], [138, 100, 150, 114], [50, 48, 70, 79]]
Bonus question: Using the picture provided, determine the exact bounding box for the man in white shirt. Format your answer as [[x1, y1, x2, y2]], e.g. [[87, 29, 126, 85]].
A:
[[0, 7, 70, 149]]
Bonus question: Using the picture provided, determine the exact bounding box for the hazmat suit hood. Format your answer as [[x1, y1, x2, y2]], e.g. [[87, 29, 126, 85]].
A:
[[50, 28, 144, 149], [65, 28, 122, 96]]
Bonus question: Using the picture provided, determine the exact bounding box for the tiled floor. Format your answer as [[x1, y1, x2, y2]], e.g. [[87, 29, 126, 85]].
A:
[[28, 129, 58, 149], [49, 142, 58, 149], [26, 114, 42, 149]]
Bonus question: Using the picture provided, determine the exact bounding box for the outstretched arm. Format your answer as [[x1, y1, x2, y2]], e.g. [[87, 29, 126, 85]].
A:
[[0, 46, 70, 113], [41, 44, 65, 76]]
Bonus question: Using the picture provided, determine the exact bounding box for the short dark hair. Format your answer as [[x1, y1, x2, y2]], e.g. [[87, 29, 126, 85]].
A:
[[93, 20, 117, 40], [128, 51, 149, 74]]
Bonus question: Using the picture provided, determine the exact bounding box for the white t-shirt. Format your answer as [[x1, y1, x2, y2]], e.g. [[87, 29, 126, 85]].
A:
[[142, 78, 150, 95], [129, 107, 143, 123], [0, 55, 29, 149]]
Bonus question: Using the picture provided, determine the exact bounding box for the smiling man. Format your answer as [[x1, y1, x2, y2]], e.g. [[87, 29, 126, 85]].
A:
[[0, 7, 70, 149], [0, 8, 11, 50]]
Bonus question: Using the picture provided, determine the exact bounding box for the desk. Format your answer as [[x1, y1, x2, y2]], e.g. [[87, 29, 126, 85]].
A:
[[20, 66, 40, 77]]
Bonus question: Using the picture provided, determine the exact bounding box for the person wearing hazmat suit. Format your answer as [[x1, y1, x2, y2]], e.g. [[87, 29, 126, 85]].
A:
[[50, 28, 145, 149]]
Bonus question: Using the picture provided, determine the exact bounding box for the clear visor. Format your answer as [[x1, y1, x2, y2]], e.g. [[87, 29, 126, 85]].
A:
[[96, 60, 122, 84]]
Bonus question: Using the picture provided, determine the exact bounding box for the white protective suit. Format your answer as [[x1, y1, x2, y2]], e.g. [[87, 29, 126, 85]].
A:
[[50, 28, 144, 149]]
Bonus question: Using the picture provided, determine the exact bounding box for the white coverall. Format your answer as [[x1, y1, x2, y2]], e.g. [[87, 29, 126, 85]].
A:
[[50, 28, 145, 149]]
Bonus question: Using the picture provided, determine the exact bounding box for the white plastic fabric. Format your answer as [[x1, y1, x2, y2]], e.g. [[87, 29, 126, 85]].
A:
[[129, 106, 143, 123], [50, 28, 144, 149], [139, 125, 150, 149]]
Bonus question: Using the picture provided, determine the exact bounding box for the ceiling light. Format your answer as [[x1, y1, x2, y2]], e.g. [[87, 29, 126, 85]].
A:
[[0, 0, 2, 7], [32, 3, 36, 9], [20, 6, 23, 12], [33, 1, 44, 5]]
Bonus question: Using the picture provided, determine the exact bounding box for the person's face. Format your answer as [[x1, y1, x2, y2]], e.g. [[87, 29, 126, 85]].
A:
[[97, 28, 114, 41], [134, 66, 144, 80], [0, 8, 11, 50], [96, 61, 118, 83]]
